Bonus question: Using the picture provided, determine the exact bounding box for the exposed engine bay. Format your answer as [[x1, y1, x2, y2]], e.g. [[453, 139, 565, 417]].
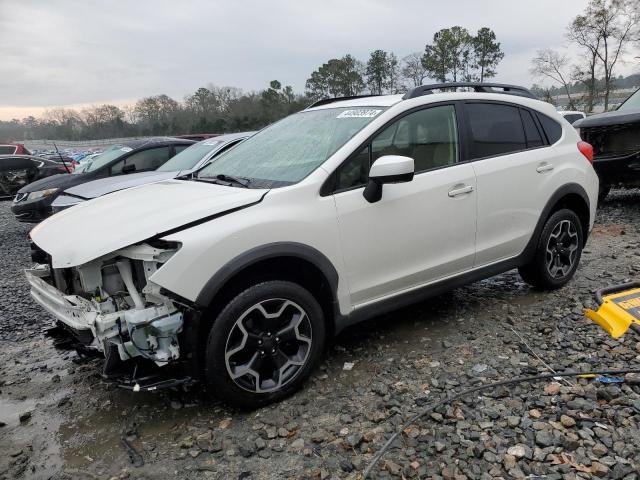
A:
[[26, 242, 185, 368]]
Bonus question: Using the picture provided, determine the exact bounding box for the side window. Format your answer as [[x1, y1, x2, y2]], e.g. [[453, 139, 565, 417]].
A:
[[0, 146, 18, 155], [520, 109, 544, 148], [174, 145, 190, 154], [536, 112, 563, 144], [111, 147, 171, 174], [466, 103, 526, 159], [334, 105, 459, 191], [0, 156, 34, 171]]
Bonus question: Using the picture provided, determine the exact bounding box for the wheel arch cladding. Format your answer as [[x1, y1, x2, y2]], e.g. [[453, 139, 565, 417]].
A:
[[195, 242, 340, 337], [527, 183, 591, 256]]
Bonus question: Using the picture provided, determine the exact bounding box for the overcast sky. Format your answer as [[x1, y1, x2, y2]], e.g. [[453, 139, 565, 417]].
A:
[[0, 0, 638, 120]]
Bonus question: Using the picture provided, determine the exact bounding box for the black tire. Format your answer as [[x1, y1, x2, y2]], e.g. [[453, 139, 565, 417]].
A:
[[598, 184, 611, 203], [204, 280, 325, 409], [518, 209, 584, 290]]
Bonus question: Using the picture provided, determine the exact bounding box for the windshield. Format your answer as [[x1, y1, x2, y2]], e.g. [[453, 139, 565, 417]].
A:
[[618, 89, 640, 111], [81, 145, 132, 173], [197, 107, 386, 186], [156, 140, 222, 172]]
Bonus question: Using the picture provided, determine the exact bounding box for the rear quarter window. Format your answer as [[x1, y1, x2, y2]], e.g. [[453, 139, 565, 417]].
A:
[[520, 109, 544, 148], [536, 112, 563, 144]]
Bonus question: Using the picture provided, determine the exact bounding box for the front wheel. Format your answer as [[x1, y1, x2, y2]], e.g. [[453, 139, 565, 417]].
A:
[[518, 209, 584, 290], [205, 280, 325, 409]]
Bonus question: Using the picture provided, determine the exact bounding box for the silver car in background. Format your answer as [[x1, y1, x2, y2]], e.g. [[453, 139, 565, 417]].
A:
[[51, 132, 253, 212]]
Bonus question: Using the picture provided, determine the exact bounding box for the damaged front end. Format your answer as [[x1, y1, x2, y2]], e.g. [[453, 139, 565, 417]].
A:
[[27, 241, 194, 389]]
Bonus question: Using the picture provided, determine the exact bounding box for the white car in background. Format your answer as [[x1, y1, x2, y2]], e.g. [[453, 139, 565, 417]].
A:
[[26, 83, 598, 408]]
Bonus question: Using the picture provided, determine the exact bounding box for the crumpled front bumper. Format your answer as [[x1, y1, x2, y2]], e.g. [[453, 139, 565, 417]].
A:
[[26, 266, 183, 364], [26, 267, 104, 347]]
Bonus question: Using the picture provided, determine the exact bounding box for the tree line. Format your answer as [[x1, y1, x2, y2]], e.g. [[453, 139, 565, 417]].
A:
[[531, 0, 640, 111], [1, 25, 505, 142], [305, 27, 503, 98]]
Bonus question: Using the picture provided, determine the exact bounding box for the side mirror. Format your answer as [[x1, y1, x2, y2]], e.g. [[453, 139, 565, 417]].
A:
[[122, 164, 136, 174], [363, 155, 414, 203]]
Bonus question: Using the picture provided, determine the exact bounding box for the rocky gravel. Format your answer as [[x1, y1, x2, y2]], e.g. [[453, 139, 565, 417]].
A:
[[1, 191, 640, 479]]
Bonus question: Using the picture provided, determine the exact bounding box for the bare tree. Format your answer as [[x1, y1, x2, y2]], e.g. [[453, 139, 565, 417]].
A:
[[530, 49, 576, 109], [401, 52, 428, 87], [588, 0, 640, 109], [567, 13, 603, 112]]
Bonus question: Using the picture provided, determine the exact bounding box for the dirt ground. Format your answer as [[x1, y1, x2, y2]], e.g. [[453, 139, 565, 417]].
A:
[[1, 191, 639, 480]]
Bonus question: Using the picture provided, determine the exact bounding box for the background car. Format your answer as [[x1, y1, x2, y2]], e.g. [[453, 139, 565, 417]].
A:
[[574, 87, 640, 200], [51, 132, 253, 212], [0, 154, 72, 197], [11, 137, 194, 222]]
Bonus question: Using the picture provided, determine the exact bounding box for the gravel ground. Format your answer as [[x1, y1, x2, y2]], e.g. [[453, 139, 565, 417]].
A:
[[1, 191, 640, 480]]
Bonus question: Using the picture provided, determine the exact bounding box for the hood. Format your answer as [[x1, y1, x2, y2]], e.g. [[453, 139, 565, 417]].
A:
[[63, 171, 177, 199], [31, 179, 267, 268], [574, 109, 640, 129], [18, 172, 86, 193]]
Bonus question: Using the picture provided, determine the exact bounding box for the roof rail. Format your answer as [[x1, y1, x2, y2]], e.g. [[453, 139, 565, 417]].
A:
[[403, 82, 536, 100], [306, 94, 381, 109]]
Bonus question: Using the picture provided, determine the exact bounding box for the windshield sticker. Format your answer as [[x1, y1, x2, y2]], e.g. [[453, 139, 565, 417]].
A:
[[337, 109, 382, 119], [120, 147, 133, 152]]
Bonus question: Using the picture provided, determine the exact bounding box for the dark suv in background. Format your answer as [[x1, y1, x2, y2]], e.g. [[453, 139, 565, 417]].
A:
[[11, 137, 194, 222], [574, 88, 640, 200]]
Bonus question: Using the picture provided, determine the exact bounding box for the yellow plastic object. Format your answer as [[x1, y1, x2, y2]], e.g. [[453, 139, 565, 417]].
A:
[[585, 287, 640, 338]]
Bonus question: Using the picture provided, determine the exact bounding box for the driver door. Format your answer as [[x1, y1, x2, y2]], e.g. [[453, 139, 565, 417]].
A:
[[331, 104, 477, 307]]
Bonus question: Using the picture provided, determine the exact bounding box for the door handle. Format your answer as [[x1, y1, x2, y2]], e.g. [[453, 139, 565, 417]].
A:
[[448, 185, 474, 197], [536, 163, 554, 173]]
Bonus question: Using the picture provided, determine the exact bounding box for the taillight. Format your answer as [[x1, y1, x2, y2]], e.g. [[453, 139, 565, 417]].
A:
[[577, 141, 593, 164]]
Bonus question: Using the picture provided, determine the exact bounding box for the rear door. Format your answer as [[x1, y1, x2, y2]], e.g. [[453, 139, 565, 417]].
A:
[[466, 102, 555, 266]]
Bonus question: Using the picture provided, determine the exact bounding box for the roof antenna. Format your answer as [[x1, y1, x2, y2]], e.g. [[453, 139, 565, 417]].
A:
[[52, 141, 72, 173]]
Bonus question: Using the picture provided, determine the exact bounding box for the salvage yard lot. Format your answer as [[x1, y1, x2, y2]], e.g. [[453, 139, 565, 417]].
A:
[[1, 193, 640, 480]]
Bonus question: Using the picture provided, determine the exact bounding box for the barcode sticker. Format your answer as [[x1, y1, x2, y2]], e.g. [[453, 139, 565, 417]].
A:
[[337, 109, 382, 119]]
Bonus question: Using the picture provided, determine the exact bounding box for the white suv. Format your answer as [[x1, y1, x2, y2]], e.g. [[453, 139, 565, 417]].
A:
[[26, 83, 599, 408]]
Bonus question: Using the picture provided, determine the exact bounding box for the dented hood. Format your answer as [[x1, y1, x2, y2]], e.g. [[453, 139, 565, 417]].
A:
[[31, 179, 267, 268]]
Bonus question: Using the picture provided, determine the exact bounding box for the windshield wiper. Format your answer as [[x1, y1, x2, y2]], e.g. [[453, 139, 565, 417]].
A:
[[196, 174, 251, 188]]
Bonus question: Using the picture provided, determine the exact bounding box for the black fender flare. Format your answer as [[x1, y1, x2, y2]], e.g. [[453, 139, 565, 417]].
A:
[[194, 241, 340, 310], [520, 182, 591, 263]]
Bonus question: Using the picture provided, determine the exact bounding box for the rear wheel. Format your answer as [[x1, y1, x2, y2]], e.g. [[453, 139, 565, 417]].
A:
[[518, 209, 583, 290], [205, 281, 325, 409]]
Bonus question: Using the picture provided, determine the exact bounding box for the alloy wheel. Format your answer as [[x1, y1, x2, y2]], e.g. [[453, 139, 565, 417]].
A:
[[224, 298, 312, 393], [545, 219, 579, 279]]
